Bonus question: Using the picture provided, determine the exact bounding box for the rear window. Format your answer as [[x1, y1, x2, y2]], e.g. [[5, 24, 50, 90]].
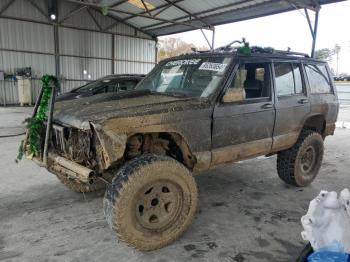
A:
[[304, 64, 332, 94]]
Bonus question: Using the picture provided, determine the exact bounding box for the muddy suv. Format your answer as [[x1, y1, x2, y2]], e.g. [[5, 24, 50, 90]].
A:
[[28, 46, 338, 251]]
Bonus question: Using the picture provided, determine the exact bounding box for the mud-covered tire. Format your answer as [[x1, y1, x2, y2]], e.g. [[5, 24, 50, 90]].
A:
[[103, 154, 198, 251], [277, 130, 324, 187], [55, 173, 105, 193]]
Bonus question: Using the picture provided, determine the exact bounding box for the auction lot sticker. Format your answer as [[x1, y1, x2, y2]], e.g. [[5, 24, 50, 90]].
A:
[[166, 59, 201, 67], [199, 62, 227, 72]]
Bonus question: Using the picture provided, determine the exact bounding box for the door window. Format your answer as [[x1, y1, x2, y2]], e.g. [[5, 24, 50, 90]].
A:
[[94, 80, 118, 94], [105, 84, 117, 92], [274, 63, 294, 96], [118, 80, 138, 91], [223, 62, 271, 103], [304, 64, 332, 93], [274, 63, 304, 96]]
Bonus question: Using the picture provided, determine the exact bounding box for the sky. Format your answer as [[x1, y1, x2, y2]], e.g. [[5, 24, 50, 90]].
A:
[[159, 1, 350, 75]]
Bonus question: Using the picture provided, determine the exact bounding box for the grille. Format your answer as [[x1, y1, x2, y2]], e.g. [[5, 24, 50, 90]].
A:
[[51, 124, 92, 163], [52, 124, 66, 153]]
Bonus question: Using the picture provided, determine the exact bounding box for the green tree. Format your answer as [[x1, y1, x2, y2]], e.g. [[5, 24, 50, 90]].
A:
[[315, 44, 342, 75], [157, 38, 207, 61], [315, 48, 334, 62]]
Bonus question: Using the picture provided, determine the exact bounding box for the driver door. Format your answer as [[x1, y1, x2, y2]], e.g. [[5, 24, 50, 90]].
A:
[[211, 59, 275, 167]]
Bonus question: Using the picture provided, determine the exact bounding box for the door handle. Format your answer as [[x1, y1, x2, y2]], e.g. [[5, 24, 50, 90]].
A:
[[261, 103, 273, 109], [298, 98, 309, 104]]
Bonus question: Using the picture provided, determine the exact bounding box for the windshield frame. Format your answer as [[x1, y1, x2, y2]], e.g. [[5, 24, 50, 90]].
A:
[[135, 54, 235, 102]]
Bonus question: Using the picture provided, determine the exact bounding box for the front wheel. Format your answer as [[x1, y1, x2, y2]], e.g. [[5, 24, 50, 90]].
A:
[[277, 130, 324, 187], [103, 154, 198, 251]]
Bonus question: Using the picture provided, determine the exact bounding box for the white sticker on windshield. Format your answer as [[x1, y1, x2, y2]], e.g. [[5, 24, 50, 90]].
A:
[[166, 59, 201, 67], [199, 62, 227, 72]]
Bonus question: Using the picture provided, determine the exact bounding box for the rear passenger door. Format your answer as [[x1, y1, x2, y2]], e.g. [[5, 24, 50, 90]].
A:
[[272, 61, 310, 152]]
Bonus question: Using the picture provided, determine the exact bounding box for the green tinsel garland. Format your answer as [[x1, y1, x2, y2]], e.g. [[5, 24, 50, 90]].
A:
[[16, 75, 58, 162]]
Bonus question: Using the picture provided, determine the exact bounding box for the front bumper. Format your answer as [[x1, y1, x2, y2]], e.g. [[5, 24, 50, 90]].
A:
[[33, 152, 95, 184]]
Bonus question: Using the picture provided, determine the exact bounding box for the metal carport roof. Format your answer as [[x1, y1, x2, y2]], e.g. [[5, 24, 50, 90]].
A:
[[63, 0, 345, 56], [65, 0, 344, 36]]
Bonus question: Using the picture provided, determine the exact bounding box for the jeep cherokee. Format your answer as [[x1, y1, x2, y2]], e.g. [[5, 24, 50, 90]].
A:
[[25, 45, 339, 251]]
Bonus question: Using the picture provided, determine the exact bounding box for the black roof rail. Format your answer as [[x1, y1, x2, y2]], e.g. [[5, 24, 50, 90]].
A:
[[250, 46, 309, 57], [272, 49, 309, 57]]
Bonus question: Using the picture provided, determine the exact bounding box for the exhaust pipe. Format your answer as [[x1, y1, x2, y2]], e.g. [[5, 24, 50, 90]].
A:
[[49, 153, 95, 184]]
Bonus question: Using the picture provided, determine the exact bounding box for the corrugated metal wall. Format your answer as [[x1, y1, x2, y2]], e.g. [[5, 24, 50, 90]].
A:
[[115, 35, 156, 74], [0, 0, 156, 105]]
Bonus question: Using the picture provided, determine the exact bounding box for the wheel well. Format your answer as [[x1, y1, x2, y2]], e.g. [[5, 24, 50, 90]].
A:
[[124, 132, 196, 169], [303, 115, 326, 135]]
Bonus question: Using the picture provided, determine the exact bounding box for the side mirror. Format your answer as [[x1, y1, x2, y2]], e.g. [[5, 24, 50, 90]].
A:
[[222, 88, 245, 103]]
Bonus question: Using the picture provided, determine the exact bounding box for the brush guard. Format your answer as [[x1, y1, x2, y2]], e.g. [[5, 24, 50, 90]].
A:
[[30, 78, 98, 185]]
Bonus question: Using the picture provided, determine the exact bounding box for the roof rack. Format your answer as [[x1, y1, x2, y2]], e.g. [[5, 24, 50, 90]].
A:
[[251, 46, 309, 57], [214, 39, 310, 57], [272, 49, 309, 57]]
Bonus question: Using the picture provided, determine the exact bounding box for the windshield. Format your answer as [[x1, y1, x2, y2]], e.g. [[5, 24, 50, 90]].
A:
[[136, 56, 232, 98], [74, 78, 118, 93]]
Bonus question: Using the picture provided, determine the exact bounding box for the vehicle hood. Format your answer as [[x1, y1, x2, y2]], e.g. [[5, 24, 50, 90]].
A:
[[53, 90, 204, 129]]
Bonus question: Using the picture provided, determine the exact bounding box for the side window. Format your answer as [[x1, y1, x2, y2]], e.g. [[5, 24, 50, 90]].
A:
[[118, 80, 138, 91], [304, 64, 332, 93], [274, 63, 294, 96], [95, 87, 107, 94], [274, 62, 304, 96], [106, 85, 116, 92], [223, 62, 270, 103], [95, 81, 118, 94], [105, 81, 117, 93]]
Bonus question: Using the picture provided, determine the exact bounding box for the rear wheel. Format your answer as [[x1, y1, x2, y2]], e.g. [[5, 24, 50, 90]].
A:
[[103, 154, 198, 251], [277, 130, 324, 187]]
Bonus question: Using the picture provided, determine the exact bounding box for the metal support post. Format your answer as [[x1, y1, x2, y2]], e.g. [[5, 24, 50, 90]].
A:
[[211, 27, 215, 51], [200, 27, 215, 50], [304, 8, 320, 58], [53, 25, 60, 78], [111, 34, 115, 74], [311, 10, 319, 58]]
